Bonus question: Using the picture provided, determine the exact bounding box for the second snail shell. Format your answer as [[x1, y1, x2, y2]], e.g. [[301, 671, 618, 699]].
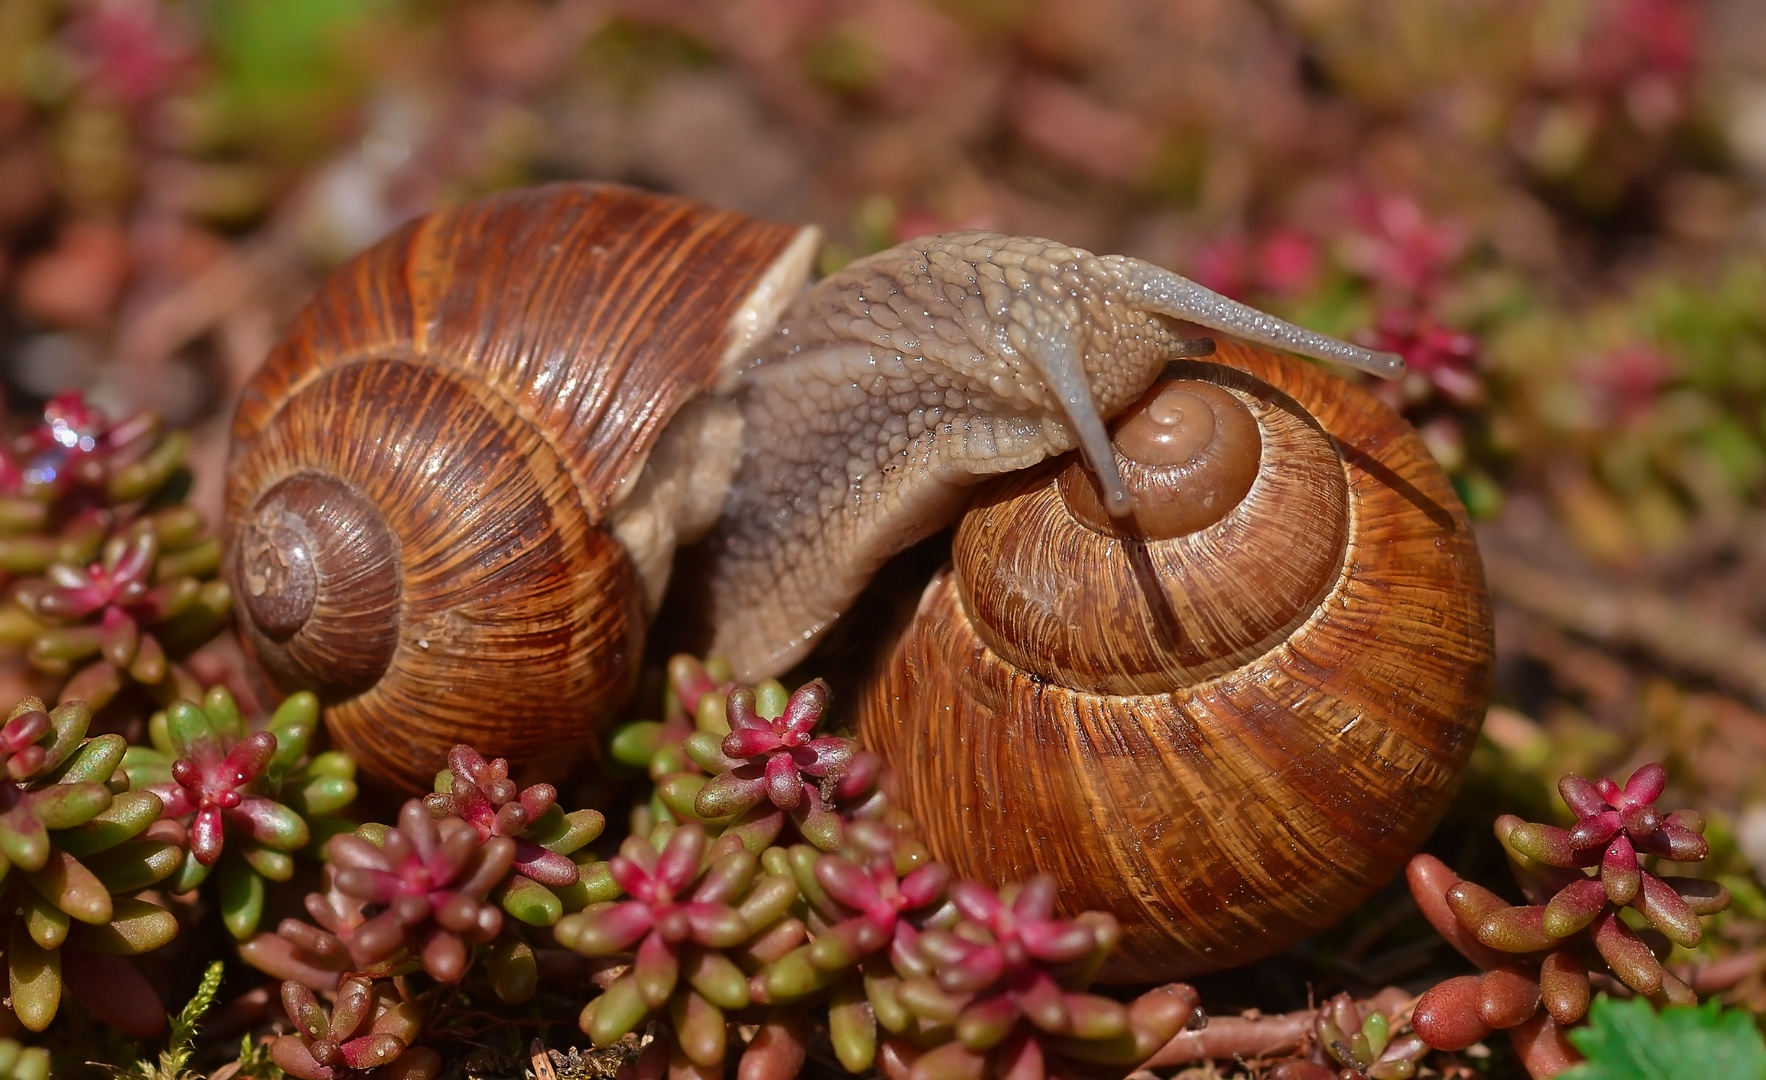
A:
[[854, 340, 1493, 981]]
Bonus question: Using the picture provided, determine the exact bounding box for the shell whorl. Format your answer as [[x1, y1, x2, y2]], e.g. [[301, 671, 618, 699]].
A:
[[225, 183, 808, 791], [226, 356, 644, 792], [701, 231, 1401, 683], [234, 471, 400, 697], [855, 342, 1493, 982], [959, 363, 1350, 695]]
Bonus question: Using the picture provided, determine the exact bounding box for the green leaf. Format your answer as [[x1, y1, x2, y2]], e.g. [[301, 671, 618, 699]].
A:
[[609, 721, 664, 768], [218, 856, 266, 940], [202, 686, 245, 743], [287, 773, 355, 818], [495, 874, 563, 927], [1563, 997, 1766, 1080], [56, 790, 165, 857], [8, 923, 60, 1032], [85, 839, 184, 894], [68, 896, 179, 955], [164, 702, 217, 762], [54, 734, 127, 786]]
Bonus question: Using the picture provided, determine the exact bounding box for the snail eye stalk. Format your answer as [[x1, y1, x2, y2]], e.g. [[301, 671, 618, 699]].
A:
[[1110, 257, 1407, 379]]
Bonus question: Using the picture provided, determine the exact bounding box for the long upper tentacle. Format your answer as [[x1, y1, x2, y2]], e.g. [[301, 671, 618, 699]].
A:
[[700, 231, 1397, 679]]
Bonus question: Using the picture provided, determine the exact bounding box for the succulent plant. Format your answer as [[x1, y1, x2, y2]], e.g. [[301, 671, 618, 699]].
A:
[[557, 822, 801, 1075], [1409, 762, 1731, 1054], [806, 851, 952, 976], [608, 655, 736, 780], [271, 976, 441, 1080], [1310, 993, 1430, 1080], [258, 800, 512, 988], [0, 394, 229, 712], [0, 395, 175, 500], [3, 513, 232, 711], [121, 685, 357, 937], [425, 743, 609, 927], [0, 1039, 49, 1080], [752, 842, 951, 1042], [0, 695, 181, 1035], [864, 875, 1198, 1080], [670, 679, 882, 854]]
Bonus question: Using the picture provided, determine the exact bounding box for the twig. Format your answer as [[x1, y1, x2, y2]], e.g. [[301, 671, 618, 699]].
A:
[[115, 240, 286, 372], [1483, 551, 1766, 707], [1140, 987, 1411, 1068], [1678, 949, 1766, 995]]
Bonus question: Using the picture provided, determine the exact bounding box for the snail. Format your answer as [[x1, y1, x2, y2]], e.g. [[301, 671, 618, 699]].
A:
[[851, 341, 1492, 980], [223, 188, 1492, 989], [225, 185, 818, 790]]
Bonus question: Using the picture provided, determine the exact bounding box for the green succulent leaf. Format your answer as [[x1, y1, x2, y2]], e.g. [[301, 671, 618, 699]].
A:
[[202, 686, 246, 743], [56, 790, 165, 857], [24, 849, 113, 924], [219, 855, 266, 940], [269, 692, 319, 748], [170, 848, 213, 894], [86, 839, 183, 894], [0, 804, 51, 872], [40, 702, 93, 773], [29, 781, 112, 830], [22, 893, 69, 951], [68, 896, 179, 955], [609, 721, 664, 768], [301, 750, 355, 781], [120, 745, 173, 788], [165, 701, 218, 761], [7, 924, 60, 1032], [533, 808, 605, 856], [658, 773, 713, 823], [287, 773, 355, 817], [496, 874, 564, 927], [239, 843, 295, 882], [54, 734, 127, 786], [487, 938, 538, 1004], [564, 860, 620, 908]]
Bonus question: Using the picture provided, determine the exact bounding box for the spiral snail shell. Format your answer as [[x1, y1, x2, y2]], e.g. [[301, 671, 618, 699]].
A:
[[223, 175, 1491, 986], [224, 185, 817, 790], [853, 341, 1493, 981]]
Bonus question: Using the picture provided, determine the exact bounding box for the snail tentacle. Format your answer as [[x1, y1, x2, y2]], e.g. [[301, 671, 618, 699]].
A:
[[1017, 321, 1134, 518], [705, 232, 1405, 680], [1108, 257, 1406, 378]]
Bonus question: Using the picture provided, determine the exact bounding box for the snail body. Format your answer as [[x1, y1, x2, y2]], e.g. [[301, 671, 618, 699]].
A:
[[853, 341, 1493, 980]]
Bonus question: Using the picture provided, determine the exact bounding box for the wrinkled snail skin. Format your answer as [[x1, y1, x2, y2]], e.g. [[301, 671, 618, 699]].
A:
[[224, 184, 815, 791], [852, 341, 1494, 982], [699, 232, 1405, 682]]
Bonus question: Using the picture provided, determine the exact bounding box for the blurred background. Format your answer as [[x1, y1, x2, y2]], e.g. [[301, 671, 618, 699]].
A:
[[4, 0, 1766, 1018]]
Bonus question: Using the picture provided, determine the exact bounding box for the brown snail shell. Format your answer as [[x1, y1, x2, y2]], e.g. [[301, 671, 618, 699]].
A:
[[854, 341, 1493, 981], [224, 184, 811, 790]]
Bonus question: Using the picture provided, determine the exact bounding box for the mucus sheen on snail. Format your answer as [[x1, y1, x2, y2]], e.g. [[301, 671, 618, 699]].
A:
[[224, 184, 1493, 979]]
